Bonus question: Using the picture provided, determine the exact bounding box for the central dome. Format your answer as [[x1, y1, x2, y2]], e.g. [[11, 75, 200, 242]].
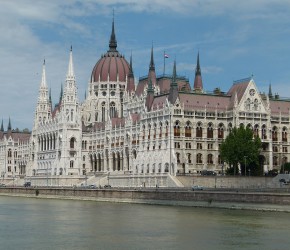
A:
[[91, 21, 130, 83]]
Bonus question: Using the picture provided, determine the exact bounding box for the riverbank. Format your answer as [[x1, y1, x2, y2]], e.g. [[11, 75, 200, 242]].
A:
[[1, 187, 290, 212]]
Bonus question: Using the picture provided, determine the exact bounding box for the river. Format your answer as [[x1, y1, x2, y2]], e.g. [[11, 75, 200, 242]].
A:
[[0, 196, 289, 250]]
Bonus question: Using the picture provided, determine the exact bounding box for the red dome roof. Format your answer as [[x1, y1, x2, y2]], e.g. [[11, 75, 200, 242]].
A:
[[91, 20, 130, 83], [91, 51, 130, 82]]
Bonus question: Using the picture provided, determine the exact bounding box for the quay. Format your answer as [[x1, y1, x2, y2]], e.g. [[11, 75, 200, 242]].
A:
[[1, 186, 290, 212]]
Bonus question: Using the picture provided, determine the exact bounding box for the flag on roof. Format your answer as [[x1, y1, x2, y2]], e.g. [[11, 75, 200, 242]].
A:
[[164, 53, 169, 58]]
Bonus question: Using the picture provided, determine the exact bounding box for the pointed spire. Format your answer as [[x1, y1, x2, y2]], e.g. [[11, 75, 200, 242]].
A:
[[7, 117, 11, 131], [195, 52, 201, 76], [168, 60, 179, 104], [268, 83, 273, 99], [41, 59, 47, 87], [0, 119, 4, 132], [193, 51, 203, 91], [129, 52, 134, 77], [59, 83, 63, 103], [171, 59, 177, 87], [149, 44, 155, 71], [109, 16, 117, 52], [66, 45, 75, 79], [49, 88, 52, 103]]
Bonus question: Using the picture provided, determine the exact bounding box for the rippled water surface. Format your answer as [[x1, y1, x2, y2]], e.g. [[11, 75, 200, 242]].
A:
[[0, 196, 290, 250]]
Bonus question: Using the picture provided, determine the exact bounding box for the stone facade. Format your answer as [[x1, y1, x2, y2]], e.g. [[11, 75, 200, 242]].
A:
[[0, 20, 289, 185]]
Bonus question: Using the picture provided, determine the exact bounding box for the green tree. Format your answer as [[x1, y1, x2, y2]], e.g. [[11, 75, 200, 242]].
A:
[[280, 162, 290, 173], [220, 126, 262, 176]]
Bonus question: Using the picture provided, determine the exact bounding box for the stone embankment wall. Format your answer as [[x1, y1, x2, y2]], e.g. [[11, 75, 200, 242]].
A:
[[1, 187, 290, 211]]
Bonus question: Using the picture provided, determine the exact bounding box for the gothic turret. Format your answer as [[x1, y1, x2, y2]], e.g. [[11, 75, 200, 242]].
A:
[[0, 119, 4, 132], [193, 52, 203, 92], [268, 84, 273, 99], [7, 117, 11, 131], [148, 45, 157, 87], [62, 46, 79, 124], [127, 53, 135, 94], [146, 79, 154, 111], [33, 60, 51, 129]]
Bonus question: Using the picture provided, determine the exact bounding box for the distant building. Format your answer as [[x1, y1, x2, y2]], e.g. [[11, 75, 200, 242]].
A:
[[0, 20, 289, 184]]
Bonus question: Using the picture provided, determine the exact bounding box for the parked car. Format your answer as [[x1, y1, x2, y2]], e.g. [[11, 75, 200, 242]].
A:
[[89, 184, 97, 189], [192, 185, 204, 191], [201, 170, 217, 176], [0, 183, 6, 187], [24, 182, 31, 187], [104, 184, 112, 188]]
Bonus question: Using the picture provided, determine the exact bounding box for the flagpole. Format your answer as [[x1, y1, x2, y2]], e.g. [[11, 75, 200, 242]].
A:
[[163, 51, 165, 76]]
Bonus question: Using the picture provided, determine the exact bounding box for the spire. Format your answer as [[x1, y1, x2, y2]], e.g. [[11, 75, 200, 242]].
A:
[[149, 44, 155, 71], [49, 88, 52, 104], [41, 59, 47, 87], [193, 51, 203, 92], [109, 16, 117, 52], [0, 119, 4, 132], [7, 117, 11, 131], [129, 53, 134, 77], [168, 60, 179, 104], [66, 46, 75, 79], [195, 52, 201, 76], [59, 83, 63, 103], [268, 83, 273, 99]]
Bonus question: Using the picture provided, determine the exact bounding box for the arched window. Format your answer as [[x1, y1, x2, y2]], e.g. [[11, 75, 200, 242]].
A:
[[83, 155, 86, 161], [261, 125, 267, 139], [254, 124, 259, 138], [196, 122, 202, 138], [71, 109, 74, 121], [165, 121, 169, 137], [8, 149, 12, 157], [272, 126, 278, 142], [245, 98, 251, 110], [247, 124, 252, 131], [70, 137, 76, 149], [196, 153, 203, 164], [185, 121, 191, 137], [174, 121, 180, 137], [207, 123, 213, 139], [176, 152, 180, 163], [254, 99, 259, 111], [207, 154, 213, 164], [282, 127, 287, 142], [110, 102, 116, 118], [159, 122, 162, 138], [101, 102, 106, 122], [218, 123, 224, 139], [70, 160, 74, 168], [188, 153, 191, 164], [273, 156, 278, 166]]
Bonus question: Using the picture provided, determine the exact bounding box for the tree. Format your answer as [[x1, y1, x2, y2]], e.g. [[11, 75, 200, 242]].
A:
[[280, 162, 290, 173], [220, 126, 262, 176]]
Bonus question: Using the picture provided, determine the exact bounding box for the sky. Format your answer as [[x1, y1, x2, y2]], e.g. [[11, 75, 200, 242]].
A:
[[1, 0, 290, 130]]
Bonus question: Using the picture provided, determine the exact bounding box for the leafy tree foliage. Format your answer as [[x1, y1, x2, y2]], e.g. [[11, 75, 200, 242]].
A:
[[220, 126, 262, 176], [280, 162, 290, 173]]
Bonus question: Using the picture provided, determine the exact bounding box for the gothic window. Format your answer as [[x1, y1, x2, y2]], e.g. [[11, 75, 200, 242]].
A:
[[273, 156, 278, 166], [70, 160, 74, 168], [197, 143, 202, 149], [83, 155, 86, 161], [272, 126, 278, 142], [207, 123, 213, 139], [207, 154, 213, 164], [66, 109, 69, 121], [71, 109, 74, 121], [110, 102, 116, 118], [245, 98, 251, 110], [254, 99, 259, 111], [159, 122, 162, 138], [101, 102, 106, 122], [174, 121, 180, 137], [262, 125, 267, 139], [188, 153, 191, 164], [282, 127, 287, 142], [185, 121, 191, 137], [70, 137, 76, 149], [165, 121, 169, 137], [218, 123, 224, 139], [254, 124, 259, 138], [176, 152, 180, 163], [8, 149, 12, 157], [228, 123, 233, 133], [196, 122, 202, 138], [196, 153, 203, 164], [153, 123, 157, 139]]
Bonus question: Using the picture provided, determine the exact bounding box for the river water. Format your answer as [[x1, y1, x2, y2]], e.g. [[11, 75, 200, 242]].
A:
[[0, 196, 289, 250]]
